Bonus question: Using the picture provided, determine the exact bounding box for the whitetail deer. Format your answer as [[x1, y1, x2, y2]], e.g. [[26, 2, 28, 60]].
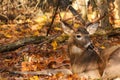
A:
[[61, 21, 120, 80]]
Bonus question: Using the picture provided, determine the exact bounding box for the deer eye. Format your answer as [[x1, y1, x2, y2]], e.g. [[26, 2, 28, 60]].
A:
[[76, 34, 81, 38]]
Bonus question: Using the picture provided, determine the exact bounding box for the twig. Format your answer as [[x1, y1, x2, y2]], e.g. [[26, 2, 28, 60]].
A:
[[46, 0, 60, 36], [39, 32, 62, 47], [33, 0, 40, 11]]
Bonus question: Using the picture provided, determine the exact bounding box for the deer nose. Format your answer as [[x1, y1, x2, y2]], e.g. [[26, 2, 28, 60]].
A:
[[84, 42, 92, 48]]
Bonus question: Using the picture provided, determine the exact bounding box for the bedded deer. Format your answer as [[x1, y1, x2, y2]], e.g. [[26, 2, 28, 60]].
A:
[[61, 21, 120, 80]]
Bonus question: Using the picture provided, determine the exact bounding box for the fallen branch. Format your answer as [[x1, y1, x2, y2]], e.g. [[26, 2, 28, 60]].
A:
[[10, 69, 72, 76], [0, 36, 45, 53], [0, 33, 62, 53]]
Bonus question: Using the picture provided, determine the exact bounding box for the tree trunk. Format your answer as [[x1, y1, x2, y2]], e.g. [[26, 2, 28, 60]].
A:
[[97, 0, 112, 29]]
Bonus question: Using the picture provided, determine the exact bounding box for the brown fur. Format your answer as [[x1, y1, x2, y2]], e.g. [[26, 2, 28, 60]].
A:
[[61, 21, 120, 79], [67, 28, 120, 79]]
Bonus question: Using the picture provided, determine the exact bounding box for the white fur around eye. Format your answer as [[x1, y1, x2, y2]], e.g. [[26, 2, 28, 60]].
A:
[[75, 34, 82, 40]]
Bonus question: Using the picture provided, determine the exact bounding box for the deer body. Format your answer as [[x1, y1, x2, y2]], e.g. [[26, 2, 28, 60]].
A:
[[61, 21, 120, 79], [102, 47, 120, 79], [68, 33, 120, 79], [67, 27, 105, 79], [68, 43, 102, 79]]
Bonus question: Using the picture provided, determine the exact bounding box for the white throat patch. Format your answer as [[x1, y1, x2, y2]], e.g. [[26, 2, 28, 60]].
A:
[[71, 45, 83, 55]]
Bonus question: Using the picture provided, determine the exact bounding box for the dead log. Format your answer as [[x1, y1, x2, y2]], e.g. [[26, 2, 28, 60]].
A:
[[0, 36, 45, 53], [0, 33, 62, 53]]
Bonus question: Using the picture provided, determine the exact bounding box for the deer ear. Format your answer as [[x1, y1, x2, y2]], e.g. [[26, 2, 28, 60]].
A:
[[86, 22, 99, 35], [61, 21, 74, 35]]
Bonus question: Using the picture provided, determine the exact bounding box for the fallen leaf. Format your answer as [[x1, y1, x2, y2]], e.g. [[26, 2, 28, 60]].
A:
[[101, 46, 106, 49], [30, 76, 39, 80], [51, 40, 57, 50]]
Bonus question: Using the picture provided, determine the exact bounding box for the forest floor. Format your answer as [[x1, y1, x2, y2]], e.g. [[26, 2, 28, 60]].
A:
[[0, 14, 120, 80]]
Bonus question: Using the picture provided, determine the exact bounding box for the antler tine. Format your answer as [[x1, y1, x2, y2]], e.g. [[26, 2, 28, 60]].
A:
[[87, 2, 115, 27], [59, 11, 75, 31]]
